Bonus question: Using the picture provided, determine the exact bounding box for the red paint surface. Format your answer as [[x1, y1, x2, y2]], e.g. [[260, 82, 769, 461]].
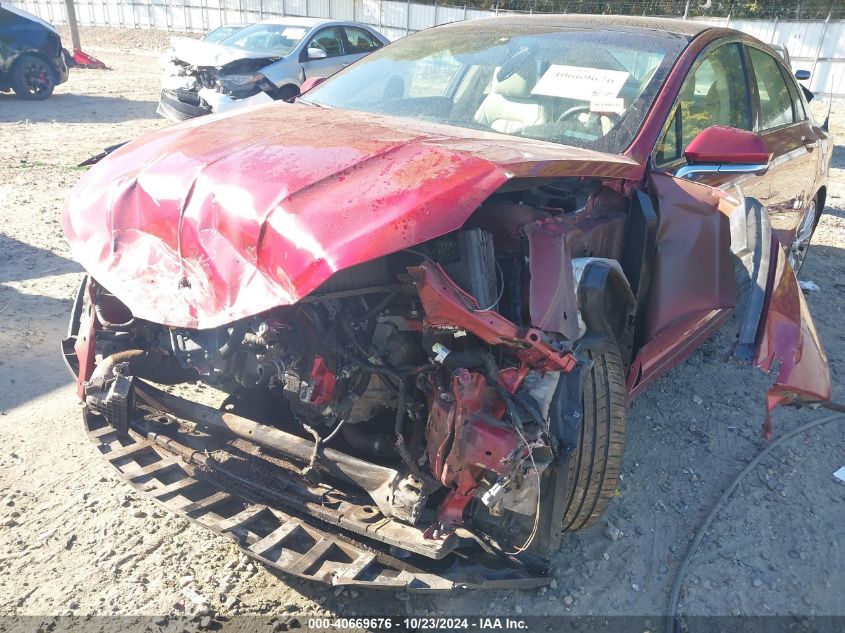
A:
[[524, 220, 580, 340], [308, 356, 336, 406], [63, 104, 637, 330], [410, 262, 576, 373], [425, 370, 523, 528], [73, 281, 98, 398], [754, 241, 831, 429], [298, 77, 326, 94], [684, 125, 772, 164], [72, 49, 109, 69], [62, 34, 831, 417]]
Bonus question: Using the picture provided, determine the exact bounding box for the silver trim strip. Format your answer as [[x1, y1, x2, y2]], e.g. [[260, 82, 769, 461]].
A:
[[675, 163, 769, 180]]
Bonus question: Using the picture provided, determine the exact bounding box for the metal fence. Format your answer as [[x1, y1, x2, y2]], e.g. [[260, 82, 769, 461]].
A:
[[6, 0, 844, 95]]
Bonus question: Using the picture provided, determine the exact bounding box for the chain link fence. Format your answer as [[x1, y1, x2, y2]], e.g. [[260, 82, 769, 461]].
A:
[[490, 1, 842, 21]]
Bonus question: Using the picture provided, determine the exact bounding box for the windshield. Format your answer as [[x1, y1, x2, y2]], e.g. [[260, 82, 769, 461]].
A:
[[303, 22, 687, 153], [204, 25, 245, 43], [219, 23, 310, 54]]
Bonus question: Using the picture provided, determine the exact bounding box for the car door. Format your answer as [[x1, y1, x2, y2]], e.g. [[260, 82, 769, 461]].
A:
[[341, 26, 384, 66], [652, 42, 769, 201], [744, 44, 819, 246], [631, 42, 755, 393], [300, 27, 348, 80], [634, 40, 830, 425], [0, 8, 28, 67]]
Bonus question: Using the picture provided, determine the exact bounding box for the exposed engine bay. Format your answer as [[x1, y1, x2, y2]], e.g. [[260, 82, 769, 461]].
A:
[[72, 177, 635, 563]]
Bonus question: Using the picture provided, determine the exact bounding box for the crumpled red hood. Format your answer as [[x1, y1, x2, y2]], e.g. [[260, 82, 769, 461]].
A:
[[63, 103, 639, 329]]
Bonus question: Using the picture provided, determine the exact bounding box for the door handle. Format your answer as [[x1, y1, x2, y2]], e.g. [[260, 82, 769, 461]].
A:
[[801, 135, 817, 151], [341, 62, 350, 67]]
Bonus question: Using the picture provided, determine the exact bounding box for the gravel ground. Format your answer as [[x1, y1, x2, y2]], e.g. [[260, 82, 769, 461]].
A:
[[1, 28, 844, 625]]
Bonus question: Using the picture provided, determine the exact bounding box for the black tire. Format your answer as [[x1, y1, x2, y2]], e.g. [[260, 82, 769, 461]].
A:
[[275, 84, 300, 103], [560, 345, 627, 532], [11, 54, 55, 100]]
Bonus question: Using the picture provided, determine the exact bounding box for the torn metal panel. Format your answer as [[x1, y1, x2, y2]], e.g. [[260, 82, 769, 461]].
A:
[[754, 241, 831, 437], [524, 220, 580, 340], [409, 261, 576, 372]]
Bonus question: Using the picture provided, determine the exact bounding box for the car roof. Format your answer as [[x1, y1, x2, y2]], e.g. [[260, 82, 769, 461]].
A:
[[257, 17, 340, 28], [446, 14, 712, 39]]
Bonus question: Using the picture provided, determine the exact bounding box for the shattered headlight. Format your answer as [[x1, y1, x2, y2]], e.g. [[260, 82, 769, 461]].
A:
[[217, 73, 263, 95]]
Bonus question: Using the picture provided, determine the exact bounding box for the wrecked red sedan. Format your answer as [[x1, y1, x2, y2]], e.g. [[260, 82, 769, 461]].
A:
[[62, 16, 831, 589]]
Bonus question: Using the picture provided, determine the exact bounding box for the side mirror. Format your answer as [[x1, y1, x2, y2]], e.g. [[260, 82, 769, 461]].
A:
[[795, 69, 811, 81], [307, 47, 327, 60], [676, 126, 771, 180], [300, 76, 327, 94]]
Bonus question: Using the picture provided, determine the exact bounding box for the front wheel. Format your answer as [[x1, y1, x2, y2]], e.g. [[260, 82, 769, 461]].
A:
[[11, 54, 56, 100], [560, 346, 627, 532]]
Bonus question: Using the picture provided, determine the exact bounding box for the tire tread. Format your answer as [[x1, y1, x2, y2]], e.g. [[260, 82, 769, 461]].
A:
[[561, 346, 626, 532]]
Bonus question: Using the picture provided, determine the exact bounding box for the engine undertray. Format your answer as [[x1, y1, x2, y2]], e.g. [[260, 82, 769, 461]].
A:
[[82, 405, 550, 591]]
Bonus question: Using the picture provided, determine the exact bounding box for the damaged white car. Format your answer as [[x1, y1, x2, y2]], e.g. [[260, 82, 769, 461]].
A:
[[157, 17, 388, 121]]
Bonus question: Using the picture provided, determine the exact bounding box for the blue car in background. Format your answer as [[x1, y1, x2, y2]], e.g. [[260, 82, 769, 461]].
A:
[[0, 3, 68, 99]]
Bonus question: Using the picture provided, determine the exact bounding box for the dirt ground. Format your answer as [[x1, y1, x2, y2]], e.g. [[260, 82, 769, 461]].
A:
[[1, 27, 844, 625]]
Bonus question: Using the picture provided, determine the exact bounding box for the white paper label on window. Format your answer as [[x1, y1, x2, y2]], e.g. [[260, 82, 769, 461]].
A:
[[282, 27, 307, 38], [590, 97, 625, 115], [531, 65, 630, 100]]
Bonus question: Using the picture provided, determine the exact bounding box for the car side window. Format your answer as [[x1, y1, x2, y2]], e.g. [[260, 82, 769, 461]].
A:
[[306, 27, 345, 58], [344, 27, 382, 53], [748, 47, 794, 130], [785, 71, 807, 122], [655, 43, 751, 165]]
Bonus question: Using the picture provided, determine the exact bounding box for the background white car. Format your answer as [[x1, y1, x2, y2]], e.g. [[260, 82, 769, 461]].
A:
[[157, 17, 388, 121]]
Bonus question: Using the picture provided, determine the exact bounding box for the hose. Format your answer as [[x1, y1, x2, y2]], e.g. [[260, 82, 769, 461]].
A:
[[88, 349, 198, 387], [218, 322, 248, 360], [666, 405, 845, 633], [393, 383, 440, 493]]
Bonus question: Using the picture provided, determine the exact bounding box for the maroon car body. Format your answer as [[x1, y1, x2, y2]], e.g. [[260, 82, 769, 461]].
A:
[[61, 15, 831, 587]]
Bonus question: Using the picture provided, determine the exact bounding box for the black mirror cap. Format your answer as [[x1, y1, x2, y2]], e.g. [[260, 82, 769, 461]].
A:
[[801, 84, 815, 103], [795, 69, 811, 81]]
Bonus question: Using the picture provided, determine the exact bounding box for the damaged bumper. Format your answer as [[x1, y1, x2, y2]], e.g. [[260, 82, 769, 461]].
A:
[[62, 275, 553, 590], [77, 396, 547, 590], [157, 87, 274, 122], [198, 87, 273, 114], [157, 89, 211, 122]]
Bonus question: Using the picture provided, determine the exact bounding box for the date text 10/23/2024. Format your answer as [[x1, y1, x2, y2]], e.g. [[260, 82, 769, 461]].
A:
[[307, 618, 529, 630]]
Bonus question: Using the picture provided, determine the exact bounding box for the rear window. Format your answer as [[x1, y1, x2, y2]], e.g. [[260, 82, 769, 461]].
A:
[[748, 47, 794, 130]]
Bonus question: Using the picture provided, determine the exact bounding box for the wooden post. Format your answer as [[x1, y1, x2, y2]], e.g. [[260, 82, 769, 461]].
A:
[[63, 0, 81, 51]]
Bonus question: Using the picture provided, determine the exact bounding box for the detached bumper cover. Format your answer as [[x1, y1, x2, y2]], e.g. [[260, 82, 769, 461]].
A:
[[82, 408, 547, 590], [157, 89, 211, 121]]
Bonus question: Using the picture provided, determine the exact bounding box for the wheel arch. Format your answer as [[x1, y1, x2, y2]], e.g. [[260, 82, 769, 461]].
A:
[[815, 185, 826, 228], [575, 258, 636, 371], [11, 50, 61, 82], [272, 82, 301, 102]]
